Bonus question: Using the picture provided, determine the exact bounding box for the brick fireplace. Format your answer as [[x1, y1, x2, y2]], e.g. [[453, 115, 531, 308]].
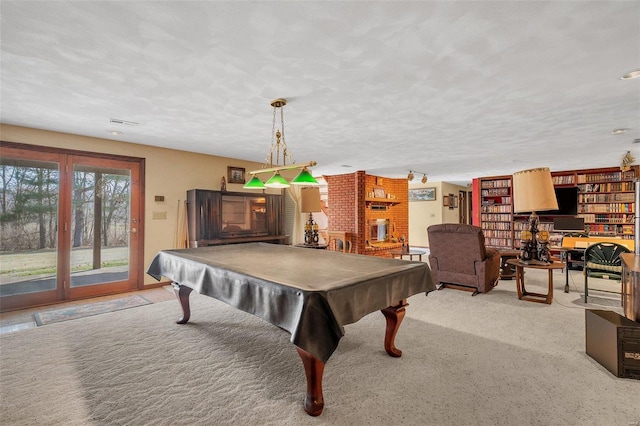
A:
[[325, 171, 408, 257]]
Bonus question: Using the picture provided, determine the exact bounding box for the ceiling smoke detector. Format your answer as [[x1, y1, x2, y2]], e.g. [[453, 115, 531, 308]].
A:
[[109, 118, 139, 126], [611, 128, 628, 135], [621, 69, 640, 80]]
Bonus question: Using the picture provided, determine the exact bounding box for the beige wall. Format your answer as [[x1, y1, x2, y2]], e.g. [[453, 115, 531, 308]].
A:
[[1, 124, 280, 285], [408, 181, 469, 247]]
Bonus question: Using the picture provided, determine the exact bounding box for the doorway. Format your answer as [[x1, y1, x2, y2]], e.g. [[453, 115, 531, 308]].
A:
[[458, 190, 467, 224], [0, 143, 144, 311]]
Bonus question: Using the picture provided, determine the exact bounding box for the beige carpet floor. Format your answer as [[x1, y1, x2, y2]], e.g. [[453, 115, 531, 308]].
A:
[[1, 269, 639, 425]]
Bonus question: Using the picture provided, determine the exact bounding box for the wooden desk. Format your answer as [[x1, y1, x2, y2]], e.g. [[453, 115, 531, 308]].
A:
[[507, 259, 565, 304], [560, 237, 633, 252], [553, 235, 634, 294], [551, 246, 585, 293], [389, 249, 426, 261], [147, 243, 435, 416]]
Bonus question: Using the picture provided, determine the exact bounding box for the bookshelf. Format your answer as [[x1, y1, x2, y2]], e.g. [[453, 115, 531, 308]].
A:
[[576, 169, 636, 238], [475, 166, 638, 249], [479, 176, 513, 248]]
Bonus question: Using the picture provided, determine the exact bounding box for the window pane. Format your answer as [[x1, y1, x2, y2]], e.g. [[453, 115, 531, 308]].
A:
[[0, 158, 60, 296]]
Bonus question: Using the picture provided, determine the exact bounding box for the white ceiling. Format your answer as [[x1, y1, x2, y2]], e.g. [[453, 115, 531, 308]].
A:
[[1, 1, 639, 185]]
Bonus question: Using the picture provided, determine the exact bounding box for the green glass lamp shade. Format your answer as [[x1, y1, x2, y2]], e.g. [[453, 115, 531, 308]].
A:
[[291, 168, 319, 185], [243, 175, 266, 189], [265, 171, 290, 188]]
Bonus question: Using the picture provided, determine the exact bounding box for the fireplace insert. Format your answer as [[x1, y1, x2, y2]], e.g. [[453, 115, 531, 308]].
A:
[[369, 219, 389, 243]]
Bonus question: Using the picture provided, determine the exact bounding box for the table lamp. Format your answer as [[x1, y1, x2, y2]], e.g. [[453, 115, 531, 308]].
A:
[[512, 167, 558, 262], [301, 187, 322, 245]]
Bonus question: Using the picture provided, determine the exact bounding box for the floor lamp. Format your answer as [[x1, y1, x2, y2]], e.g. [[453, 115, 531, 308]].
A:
[[301, 187, 322, 245], [512, 167, 558, 263]]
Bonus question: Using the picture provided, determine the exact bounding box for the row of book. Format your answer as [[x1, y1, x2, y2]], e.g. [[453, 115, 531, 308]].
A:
[[578, 213, 634, 223], [481, 213, 511, 222], [585, 224, 634, 235], [513, 222, 553, 231], [481, 204, 512, 213], [482, 197, 512, 205], [481, 229, 512, 238], [577, 170, 636, 183], [481, 179, 510, 188], [578, 193, 635, 203], [552, 175, 575, 185], [485, 237, 512, 248], [578, 182, 635, 192], [481, 221, 512, 230], [578, 203, 633, 213], [481, 188, 510, 196]]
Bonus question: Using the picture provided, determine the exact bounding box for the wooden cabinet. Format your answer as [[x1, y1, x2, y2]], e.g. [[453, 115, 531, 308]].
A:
[[476, 166, 638, 249], [621, 253, 640, 323], [186, 189, 287, 247]]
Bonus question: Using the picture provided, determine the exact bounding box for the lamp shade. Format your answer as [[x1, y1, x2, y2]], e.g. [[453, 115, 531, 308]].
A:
[[300, 187, 322, 213], [291, 168, 319, 185], [512, 167, 559, 213], [265, 171, 290, 188], [243, 175, 266, 189]]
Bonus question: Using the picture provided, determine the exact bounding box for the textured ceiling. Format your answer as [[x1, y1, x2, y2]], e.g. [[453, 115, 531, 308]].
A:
[[1, 1, 639, 184]]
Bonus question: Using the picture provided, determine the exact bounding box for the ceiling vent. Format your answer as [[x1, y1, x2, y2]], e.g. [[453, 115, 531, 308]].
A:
[[109, 118, 139, 126], [633, 139, 640, 144]]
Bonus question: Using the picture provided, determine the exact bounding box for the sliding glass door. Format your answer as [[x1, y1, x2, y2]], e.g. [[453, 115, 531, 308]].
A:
[[0, 150, 62, 306], [0, 143, 144, 311]]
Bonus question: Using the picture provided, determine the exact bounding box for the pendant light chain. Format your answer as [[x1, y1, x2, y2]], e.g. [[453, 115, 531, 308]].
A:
[[279, 105, 293, 166], [266, 99, 295, 168]]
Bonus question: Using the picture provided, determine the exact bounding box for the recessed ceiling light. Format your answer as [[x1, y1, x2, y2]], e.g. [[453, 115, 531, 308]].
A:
[[612, 128, 629, 135], [108, 130, 123, 136], [621, 69, 640, 80]]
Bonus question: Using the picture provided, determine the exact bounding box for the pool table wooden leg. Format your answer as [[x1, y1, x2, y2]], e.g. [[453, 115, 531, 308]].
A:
[[296, 347, 325, 416], [381, 299, 408, 358], [172, 283, 193, 324]]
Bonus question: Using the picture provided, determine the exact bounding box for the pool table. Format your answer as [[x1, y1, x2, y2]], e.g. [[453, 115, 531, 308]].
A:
[[147, 243, 435, 416]]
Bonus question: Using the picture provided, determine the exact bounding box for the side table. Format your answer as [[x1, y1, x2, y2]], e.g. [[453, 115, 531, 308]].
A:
[[506, 259, 565, 304], [389, 249, 426, 261], [497, 249, 521, 280]]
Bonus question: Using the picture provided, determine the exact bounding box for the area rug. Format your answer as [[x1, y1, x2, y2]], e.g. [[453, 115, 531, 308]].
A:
[[33, 294, 152, 326]]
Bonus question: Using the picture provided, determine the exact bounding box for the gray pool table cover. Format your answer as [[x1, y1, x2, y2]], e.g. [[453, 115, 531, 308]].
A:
[[147, 242, 435, 362]]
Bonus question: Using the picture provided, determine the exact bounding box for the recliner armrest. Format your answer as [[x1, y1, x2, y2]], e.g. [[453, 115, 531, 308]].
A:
[[485, 247, 500, 261]]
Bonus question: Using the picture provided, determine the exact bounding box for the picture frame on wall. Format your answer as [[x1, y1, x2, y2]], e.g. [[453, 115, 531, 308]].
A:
[[227, 166, 245, 184], [443, 194, 450, 206], [373, 187, 386, 198], [448, 194, 456, 209], [408, 187, 436, 201]]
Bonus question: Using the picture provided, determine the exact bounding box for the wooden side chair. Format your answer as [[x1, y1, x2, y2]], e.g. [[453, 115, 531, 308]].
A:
[[327, 231, 353, 253]]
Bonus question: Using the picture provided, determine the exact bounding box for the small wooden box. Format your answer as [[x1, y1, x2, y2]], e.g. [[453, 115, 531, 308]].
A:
[[585, 309, 640, 379]]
